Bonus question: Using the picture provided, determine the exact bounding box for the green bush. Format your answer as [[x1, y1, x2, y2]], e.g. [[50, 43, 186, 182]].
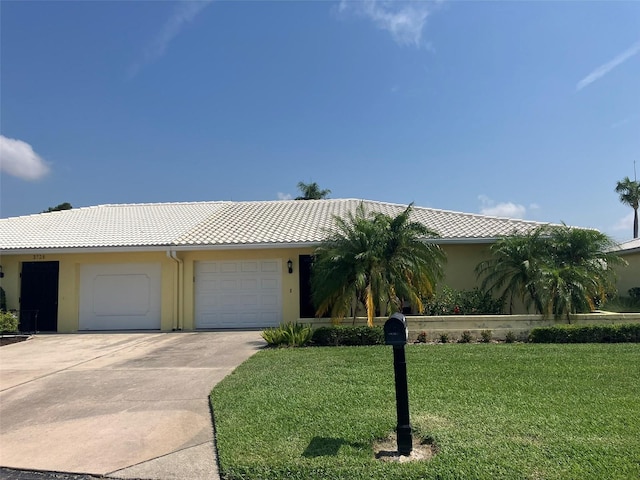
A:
[[480, 329, 493, 343], [439, 332, 449, 343], [529, 324, 640, 343], [311, 325, 384, 346], [0, 311, 19, 333], [262, 322, 313, 347], [416, 331, 428, 343], [423, 286, 503, 315], [629, 287, 640, 299], [458, 330, 473, 343], [504, 331, 517, 343]]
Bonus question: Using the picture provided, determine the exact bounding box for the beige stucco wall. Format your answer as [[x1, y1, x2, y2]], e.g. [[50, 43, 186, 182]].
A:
[[0, 247, 315, 332], [615, 250, 640, 297], [0, 242, 504, 332], [0, 252, 176, 332], [438, 243, 491, 291], [302, 312, 640, 341]]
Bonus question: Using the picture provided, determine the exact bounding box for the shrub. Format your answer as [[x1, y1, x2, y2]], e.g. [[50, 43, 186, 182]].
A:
[[529, 324, 640, 343], [311, 325, 384, 346], [439, 332, 449, 344], [629, 287, 640, 299], [0, 311, 19, 333], [262, 322, 313, 347], [416, 331, 428, 343], [458, 330, 473, 343], [423, 286, 503, 315], [504, 331, 517, 343], [480, 330, 493, 343]]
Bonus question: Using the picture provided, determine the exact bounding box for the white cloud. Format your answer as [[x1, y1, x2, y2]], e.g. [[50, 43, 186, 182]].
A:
[[128, 0, 213, 78], [338, 0, 432, 47], [576, 40, 640, 91], [0, 135, 50, 181], [277, 192, 292, 200], [478, 195, 527, 219], [611, 114, 640, 129], [612, 211, 634, 232]]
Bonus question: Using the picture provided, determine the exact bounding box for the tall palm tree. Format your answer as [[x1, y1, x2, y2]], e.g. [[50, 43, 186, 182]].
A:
[[312, 203, 445, 326], [615, 176, 640, 238], [295, 181, 331, 200]]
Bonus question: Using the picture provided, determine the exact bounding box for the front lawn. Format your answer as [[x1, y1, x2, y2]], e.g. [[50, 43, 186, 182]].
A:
[[210, 344, 640, 479]]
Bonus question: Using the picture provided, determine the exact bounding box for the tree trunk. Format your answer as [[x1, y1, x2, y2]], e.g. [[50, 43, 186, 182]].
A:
[[634, 208, 638, 238]]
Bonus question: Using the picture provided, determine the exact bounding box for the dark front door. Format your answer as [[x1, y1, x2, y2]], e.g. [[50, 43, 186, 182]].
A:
[[299, 255, 315, 318], [20, 261, 59, 332]]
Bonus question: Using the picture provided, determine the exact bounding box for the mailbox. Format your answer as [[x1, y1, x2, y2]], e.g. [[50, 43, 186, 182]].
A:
[[384, 313, 408, 346]]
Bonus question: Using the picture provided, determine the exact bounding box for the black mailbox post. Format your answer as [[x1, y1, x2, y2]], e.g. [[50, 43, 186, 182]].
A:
[[384, 313, 412, 456]]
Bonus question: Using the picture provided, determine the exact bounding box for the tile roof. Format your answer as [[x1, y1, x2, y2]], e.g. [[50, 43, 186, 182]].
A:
[[0, 199, 556, 251], [0, 202, 226, 250], [615, 238, 640, 254]]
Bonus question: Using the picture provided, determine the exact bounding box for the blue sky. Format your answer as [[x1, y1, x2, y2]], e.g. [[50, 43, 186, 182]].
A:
[[1, 1, 638, 241]]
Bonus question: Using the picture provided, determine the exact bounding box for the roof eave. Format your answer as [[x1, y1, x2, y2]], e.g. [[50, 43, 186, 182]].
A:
[[170, 241, 320, 251], [0, 237, 503, 255], [615, 247, 640, 255], [0, 245, 174, 255], [430, 237, 498, 245], [0, 242, 321, 255]]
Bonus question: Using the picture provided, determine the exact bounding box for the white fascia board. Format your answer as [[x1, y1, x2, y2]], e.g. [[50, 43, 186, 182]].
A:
[[428, 237, 497, 245], [0, 242, 319, 255], [616, 247, 640, 255], [0, 246, 174, 255], [0, 238, 498, 255], [170, 242, 320, 251]]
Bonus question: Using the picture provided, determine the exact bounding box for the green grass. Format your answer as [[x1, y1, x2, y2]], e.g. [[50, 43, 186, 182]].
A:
[[210, 344, 640, 479]]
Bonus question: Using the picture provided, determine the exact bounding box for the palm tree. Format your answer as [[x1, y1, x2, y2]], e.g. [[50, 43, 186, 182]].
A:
[[475, 227, 549, 314], [376, 206, 446, 314], [42, 202, 72, 213], [541, 225, 625, 319], [295, 181, 331, 200], [312, 203, 445, 326], [476, 225, 626, 319], [615, 176, 640, 238], [312, 203, 382, 324]]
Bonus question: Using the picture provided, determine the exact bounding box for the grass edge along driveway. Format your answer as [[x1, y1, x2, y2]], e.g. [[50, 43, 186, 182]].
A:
[[211, 344, 640, 480]]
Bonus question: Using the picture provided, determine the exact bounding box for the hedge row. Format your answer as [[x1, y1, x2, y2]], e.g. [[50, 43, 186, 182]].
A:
[[529, 323, 640, 343], [311, 325, 384, 346]]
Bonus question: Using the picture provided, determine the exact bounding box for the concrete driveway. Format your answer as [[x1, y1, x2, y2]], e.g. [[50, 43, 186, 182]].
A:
[[0, 332, 265, 479]]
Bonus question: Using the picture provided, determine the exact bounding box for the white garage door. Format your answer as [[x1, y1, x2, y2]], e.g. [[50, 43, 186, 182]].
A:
[[195, 260, 282, 329], [79, 263, 161, 330]]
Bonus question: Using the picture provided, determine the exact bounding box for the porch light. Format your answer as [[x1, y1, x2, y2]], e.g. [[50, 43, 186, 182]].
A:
[[287, 259, 293, 274]]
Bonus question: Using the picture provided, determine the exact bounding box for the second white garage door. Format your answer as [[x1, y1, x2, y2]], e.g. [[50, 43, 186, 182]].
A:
[[194, 260, 282, 329]]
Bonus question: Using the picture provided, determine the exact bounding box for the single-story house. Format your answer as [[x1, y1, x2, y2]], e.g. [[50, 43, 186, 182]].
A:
[[0, 199, 554, 332], [614, 238, 640, 297]]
